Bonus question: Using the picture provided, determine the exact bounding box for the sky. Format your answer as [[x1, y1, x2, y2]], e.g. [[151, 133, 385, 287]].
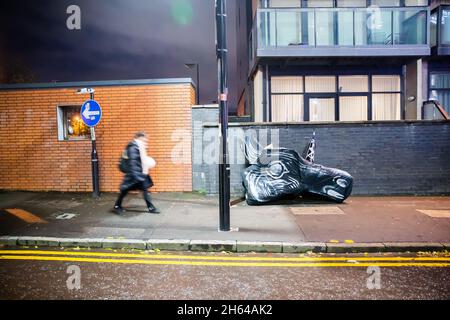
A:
[[0, 0, 242, 110]]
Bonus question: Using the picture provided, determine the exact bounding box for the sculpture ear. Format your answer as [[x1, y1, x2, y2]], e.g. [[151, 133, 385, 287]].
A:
[[302, 131, 316, 163], [242, 132, 264, 165]]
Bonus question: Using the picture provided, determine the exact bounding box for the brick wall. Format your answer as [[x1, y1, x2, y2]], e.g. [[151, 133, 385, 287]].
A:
[[195, 119, 450, 196], [0, 81, 195, 193]]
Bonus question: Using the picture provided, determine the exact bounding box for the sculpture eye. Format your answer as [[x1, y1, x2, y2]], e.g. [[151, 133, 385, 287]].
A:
[[267, 161, 289, 179], [336, 178, 348, 188]]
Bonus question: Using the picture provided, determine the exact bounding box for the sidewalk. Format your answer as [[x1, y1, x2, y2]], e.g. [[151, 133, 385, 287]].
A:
[[0, 191, 449, 253]]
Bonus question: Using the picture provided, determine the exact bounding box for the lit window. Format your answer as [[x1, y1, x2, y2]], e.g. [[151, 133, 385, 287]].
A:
[[339, 75, 368, 93], [404, 0, 428, 6], [269, 0, 301, 8], [305, 76, 336, 93], [337, 0, 366, 7], [372, 75, 402, 120], [57, 106, 91, 141], [306, 0, 334, 7], [370, 0, 400, 7], [271, 76, 304, 122]]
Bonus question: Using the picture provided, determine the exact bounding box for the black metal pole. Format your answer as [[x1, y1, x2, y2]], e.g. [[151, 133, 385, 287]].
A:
[[216, 0, 230, 231], [90, 92, 100, 198]]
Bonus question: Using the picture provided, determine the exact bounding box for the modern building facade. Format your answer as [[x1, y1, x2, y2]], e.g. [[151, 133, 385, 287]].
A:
[[245, 0, 450, 123], [427, 0, 450, 114]]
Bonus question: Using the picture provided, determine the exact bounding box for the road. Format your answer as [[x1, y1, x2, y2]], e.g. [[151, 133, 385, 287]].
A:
[[0, 248, 449, 300]]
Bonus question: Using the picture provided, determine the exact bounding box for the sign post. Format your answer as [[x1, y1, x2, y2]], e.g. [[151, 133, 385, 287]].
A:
[[80, 94, 102, 198]]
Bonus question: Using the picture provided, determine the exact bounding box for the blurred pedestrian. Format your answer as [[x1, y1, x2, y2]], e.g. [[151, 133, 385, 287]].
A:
[[114, 131, 160, 215]]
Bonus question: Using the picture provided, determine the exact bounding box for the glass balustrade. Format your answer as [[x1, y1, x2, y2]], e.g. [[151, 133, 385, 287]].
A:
[[256, 7, 428, 49]]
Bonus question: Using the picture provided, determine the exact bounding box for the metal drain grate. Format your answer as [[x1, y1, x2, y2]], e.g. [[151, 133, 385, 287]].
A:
[[417, 210, 450, 218], [290, 206, 345, 215]]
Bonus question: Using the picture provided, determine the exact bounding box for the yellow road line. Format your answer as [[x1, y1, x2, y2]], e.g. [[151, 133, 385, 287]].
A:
[[0, 250, 449, 262], [0, 255, 449, 268], [5, 209, 47, 224]]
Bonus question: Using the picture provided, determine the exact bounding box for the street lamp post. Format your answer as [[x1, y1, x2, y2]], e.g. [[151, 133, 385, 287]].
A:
[[215, 0, 231, 232], [185, 63, 200, 105]]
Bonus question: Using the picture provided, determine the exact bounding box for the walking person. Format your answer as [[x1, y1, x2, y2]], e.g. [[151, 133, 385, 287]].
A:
[[114, 132, 160, 215]]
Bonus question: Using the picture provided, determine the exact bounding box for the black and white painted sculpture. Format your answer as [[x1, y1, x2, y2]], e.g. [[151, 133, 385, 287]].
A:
[[242, 133, 353, 205]]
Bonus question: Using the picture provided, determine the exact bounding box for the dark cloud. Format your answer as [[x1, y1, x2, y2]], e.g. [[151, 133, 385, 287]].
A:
[[0, 0, 242, 110]]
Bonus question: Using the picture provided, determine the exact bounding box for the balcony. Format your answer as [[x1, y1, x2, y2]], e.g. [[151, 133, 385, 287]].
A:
[[431, 5, 450, 55], [250, 7, 430, 65]]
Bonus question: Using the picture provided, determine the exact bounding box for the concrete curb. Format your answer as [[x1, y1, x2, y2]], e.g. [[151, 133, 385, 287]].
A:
[[0, 236, 448, 253]]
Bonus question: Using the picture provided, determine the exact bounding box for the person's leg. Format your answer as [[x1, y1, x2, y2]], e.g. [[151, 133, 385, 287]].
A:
[[115, 190, 128, 208], [143, 189, 160, 214]]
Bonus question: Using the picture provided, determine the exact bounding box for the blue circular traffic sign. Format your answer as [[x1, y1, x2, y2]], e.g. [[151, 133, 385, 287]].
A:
[[81, 100, 102, 127]]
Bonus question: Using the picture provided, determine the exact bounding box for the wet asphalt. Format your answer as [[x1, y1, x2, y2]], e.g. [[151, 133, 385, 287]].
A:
[[0, 249, 449, 300]]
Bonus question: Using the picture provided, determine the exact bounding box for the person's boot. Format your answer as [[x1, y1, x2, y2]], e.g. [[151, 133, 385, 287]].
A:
[[148, 205, 160, 214], [113, 206, 126, 215]]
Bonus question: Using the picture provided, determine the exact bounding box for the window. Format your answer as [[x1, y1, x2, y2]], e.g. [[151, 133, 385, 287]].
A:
[[431, 11, 438, 47], [269, 0, 301, 7], [271, 76, 304, 122], [339, 76, 368, 92], [339, 76, 369, 121], [372, 75, 402, 120], [57, 106, 91, 141], [268, 74, 402, 123], [429, 72, 450, 115], [340, 96, 368, 121], [373, 75, 401, 92], [309, 98, 335, 122], [306, 0, 334, 7], [337, 0, 366, 7], [305, 76, 336, 92], [370, 0, 400, 7], [404, 0, 428, 6], [442, 8, 450, 45]]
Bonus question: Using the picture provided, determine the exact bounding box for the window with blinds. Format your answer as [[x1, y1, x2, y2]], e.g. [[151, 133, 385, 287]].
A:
[[372, 75, 402, 121], [269, 74, 401, 123], [271, 76, 304, 122]]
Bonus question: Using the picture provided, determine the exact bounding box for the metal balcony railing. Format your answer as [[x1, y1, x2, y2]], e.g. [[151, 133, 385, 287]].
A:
[[422, 100, 450, 120]]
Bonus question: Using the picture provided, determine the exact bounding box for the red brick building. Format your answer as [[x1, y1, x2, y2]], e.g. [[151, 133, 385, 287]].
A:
[[0, 79, 195, 193]]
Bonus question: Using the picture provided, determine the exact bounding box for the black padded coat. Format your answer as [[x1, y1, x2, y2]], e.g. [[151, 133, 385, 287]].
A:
[[120, 141, 154, 192]]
